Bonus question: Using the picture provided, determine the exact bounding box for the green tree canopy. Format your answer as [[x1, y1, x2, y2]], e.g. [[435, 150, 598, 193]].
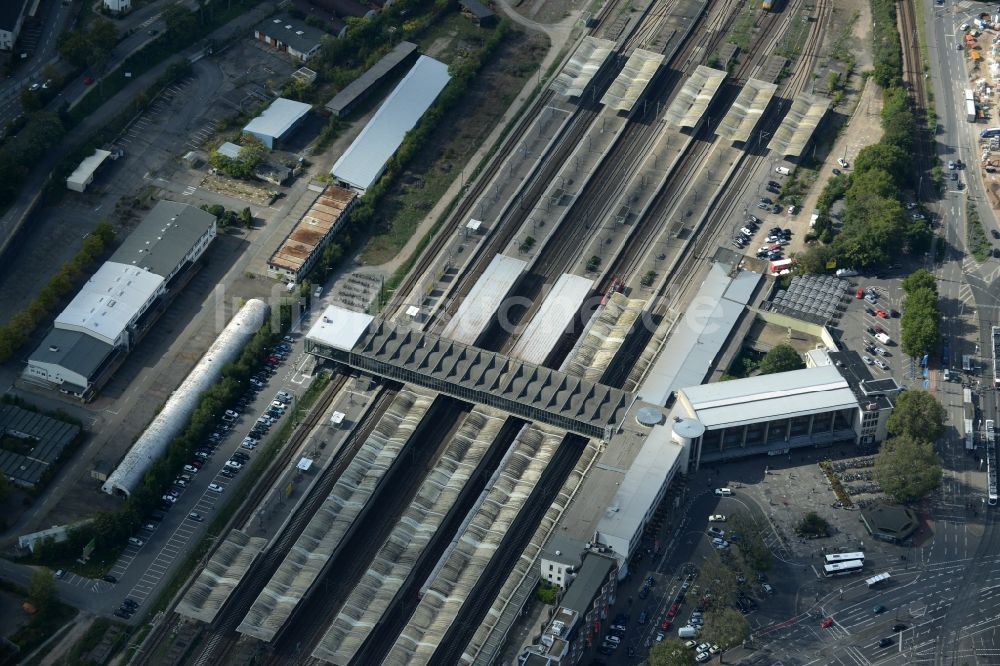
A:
[[874, 434, 942, 503], [758, 345, 805, 375], [702, 607, 750, 650], [886, 389, 947, 441], [649, 638, 698, 666], [28, 569, 56, 612], [900, 287, 940, 358], [796, 245, 838, 274], [853, 143, 910, 187], [796, 511, 831, 537], [902, 269, 937, 295]]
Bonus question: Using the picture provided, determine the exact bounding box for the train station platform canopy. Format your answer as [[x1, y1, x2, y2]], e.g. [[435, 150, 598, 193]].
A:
[[510, 273, 593, 366], [716, 78, 777, 143], [550, 36, 616, 98], [440, 253, 526, 346], [664, 65, 726, 128], [601, 49, 664, 112], [306, 305, 631, 439], [767, 92, 831, 157], [175, 530, 267, 624]]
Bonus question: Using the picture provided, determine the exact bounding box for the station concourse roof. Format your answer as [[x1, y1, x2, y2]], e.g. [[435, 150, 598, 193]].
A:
[[678, 364, 858, 429]]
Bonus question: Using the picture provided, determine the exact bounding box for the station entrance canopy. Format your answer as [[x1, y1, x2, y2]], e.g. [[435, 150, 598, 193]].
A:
[[306, 306, 630, 439]]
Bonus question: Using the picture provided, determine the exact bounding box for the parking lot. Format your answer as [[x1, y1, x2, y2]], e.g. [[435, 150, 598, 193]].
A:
[[100, 341, 298, 619]]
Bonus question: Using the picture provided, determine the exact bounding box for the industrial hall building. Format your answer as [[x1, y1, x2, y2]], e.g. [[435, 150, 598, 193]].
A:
[[23, 202, 216, 400]]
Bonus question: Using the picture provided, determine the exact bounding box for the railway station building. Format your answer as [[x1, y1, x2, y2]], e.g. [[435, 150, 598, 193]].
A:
[[669, 350, 898, 467]]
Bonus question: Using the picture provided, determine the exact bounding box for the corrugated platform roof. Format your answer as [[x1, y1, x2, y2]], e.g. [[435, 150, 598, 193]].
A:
[[767, 92, 831, 156], [716, 78, 777, 142], [601, 49, 664, 112], [664, 65, 726, 128], [550, 36, 616, 97]]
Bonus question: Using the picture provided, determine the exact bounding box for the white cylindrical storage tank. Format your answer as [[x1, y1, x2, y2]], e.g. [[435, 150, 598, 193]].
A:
[[101, 299, 271, 497]]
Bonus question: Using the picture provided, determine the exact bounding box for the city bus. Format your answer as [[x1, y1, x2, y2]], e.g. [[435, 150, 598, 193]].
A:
[[824, 552, 865, 565], [823, 561, 864, 577]]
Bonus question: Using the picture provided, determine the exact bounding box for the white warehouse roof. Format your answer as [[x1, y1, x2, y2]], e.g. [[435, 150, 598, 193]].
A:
[[54, 262, 164, 346], [243, 97, 312, 141], [330, 55, 450, 192], [679, 365, 859, 430], [307, 305, 374, 351], [440, 254, 526, 345], [67, 149, 111, 192], [101, 300, 270, 497]]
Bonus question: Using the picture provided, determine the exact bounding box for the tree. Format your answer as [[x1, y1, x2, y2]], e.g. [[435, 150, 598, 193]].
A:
[[796, 245, 837, 274], [900, 287, 940, 358], [28, 569, 56, 613], [902, 269, 937, 295], [88, 18, 118, 57], [886, 390, 947, 441], [535, 581, 558, 604], [758, 345, 805, 375], [58, 31, 93, 67], [702, 607, 750, 652], [239, 207, 253, 227], [796, 511, 831, 537], [163, 4, 198, 39], [649, 638, 698, 666], [853, 143, 910, 187], [874, 434, 942, 503], [698, 559, 738, 604]]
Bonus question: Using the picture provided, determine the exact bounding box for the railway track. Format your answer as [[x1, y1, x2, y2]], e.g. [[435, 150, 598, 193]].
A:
[[636, 0, 832, 322], [383, 0, 628, 320], [134, 371, 350, 663], [898, 0, 932, 200], [429, 434, 589, 665], [262, 397, 474, 663], [180, 383, 400, 666]]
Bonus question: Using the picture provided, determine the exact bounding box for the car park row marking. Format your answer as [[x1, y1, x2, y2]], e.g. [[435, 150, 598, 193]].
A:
[[124, 489, 221, 603]]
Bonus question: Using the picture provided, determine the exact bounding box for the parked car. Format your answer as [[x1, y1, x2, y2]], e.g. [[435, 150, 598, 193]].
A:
[[707, 527, 725, 538], [128, 537, 144, 547], [188, 512, 204, 522], [183, 464, 199, 474], [208, 483, 224, 493], [103, 574, 117, 583], [708, 514, 726, 522], [161, 495, 176, 504], [225, 460, 243, 470], [837, 157, 849, 168]]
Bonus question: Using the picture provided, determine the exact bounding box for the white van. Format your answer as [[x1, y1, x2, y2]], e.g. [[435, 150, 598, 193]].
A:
[[678, 626, 699, 639], [775, 166, 791, 175], [714, 487, 733, 496]]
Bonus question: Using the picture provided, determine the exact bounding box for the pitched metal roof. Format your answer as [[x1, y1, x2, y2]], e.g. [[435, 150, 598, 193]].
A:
[[601, 49, 664, 112], [330, 56, 450, 192], [767, 92, 831, 157], [716, 78, 777, 142], [29, 328, 114, 380], [254, 13, 325, 56], [664, 65, 726, 128], [324, 41, 417, 116], [550, 36, 616, 97], [110, 201, 216, 278], [243, 97, 312, 141]]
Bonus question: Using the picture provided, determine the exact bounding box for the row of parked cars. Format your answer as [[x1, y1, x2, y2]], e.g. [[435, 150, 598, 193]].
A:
[[116, 339, 297, 615]]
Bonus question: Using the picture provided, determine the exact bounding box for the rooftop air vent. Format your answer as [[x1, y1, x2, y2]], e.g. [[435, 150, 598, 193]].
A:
[[295, 30, 304, 35], [48, 346, 59, 352]]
